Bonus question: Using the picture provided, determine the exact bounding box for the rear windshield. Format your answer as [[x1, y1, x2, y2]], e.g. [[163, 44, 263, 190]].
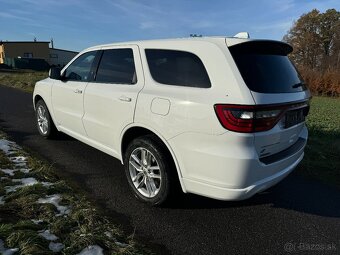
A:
[[229, 41, 307, 93]]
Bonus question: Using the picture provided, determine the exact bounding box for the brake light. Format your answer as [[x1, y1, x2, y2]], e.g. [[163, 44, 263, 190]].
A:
[[214, 104, 288, 133]]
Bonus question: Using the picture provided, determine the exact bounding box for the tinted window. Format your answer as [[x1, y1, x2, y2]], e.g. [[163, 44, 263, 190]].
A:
[[145, 49, 211, 88], [229, 41, 307, 93], [64, 51, 97, 81], [96, 49, 136, 84]]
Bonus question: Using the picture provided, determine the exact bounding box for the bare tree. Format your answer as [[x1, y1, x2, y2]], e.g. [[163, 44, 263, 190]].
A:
[[283, 9, 340, 71]]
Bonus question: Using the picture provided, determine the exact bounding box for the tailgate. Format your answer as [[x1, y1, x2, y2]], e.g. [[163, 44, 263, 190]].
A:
[[228, 40, 311, 158], [252, 96, 309, 158]]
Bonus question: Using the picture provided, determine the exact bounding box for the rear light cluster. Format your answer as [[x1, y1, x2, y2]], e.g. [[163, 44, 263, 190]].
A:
[[214, 102, 309, 133]]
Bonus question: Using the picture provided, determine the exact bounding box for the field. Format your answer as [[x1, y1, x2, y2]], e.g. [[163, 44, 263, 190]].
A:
[[297, 97, 340, 187]]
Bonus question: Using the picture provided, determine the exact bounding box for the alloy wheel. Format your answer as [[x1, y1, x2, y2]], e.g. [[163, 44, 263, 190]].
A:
[[128, 147, 162, 198], [37, 105, 49, 135]]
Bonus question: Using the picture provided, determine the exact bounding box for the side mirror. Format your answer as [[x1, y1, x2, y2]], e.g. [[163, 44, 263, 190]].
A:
[[49, 67, 62, 80]]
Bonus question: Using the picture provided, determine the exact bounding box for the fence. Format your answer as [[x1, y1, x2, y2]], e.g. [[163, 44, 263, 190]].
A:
[[4, 57, 50, 71]]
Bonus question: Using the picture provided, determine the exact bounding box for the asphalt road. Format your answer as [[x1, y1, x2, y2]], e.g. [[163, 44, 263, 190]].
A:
[[0, 84, 340, 255]]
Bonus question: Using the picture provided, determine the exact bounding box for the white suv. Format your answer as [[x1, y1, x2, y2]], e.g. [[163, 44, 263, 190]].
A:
[[33, 36, 310, 205]]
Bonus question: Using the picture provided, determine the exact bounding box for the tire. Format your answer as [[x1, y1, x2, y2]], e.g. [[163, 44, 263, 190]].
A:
[[124, 135, 176, 206], [35, 100, 58, 139]]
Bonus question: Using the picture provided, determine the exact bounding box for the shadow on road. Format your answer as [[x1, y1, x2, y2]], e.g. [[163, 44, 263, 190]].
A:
[[164, 174, 340, 218]]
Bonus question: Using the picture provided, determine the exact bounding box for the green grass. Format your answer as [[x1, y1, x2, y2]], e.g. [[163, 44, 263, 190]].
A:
[[0, 132, 151, 254], [0, 70, 48, 93], [297, 97, 340, 187]]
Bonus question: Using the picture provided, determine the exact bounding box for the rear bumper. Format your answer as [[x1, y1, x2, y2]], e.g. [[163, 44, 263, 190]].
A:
[[182, 152, 303, 201], [168, 125, 307, 201]]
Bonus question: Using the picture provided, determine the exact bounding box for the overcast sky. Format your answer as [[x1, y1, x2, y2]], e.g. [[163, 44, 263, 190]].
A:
[[1, 0, 339, 52]]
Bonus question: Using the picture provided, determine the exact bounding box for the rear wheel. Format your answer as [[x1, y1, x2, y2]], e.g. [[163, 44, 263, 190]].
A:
[[124, 135, 174, 206], [35, 100, 58, 138]]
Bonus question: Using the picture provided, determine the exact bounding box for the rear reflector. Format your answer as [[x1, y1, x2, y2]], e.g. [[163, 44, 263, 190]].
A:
[[214, 101, 309, 133]]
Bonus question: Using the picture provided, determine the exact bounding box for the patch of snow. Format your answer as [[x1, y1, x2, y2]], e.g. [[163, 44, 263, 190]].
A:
[[7, 155, 28, 169], [14, 163, 27, 168], [104, 231, 112, 238], [0, 139, 12, 154], [38, 230, 58, 241], [12, 177, 38, 186], [38, 194, 71, 216], [77, 245, 104, 255], [5, 185, 21, 193], [0, 239, 19, 255], [5, 177, 39, 193], [31, 219, 43, 224], [49, 242, 64, 252], [0, 196, 5, 205], [115, 241, 129, 248], [41, 182, 53, 187], [19, 168, 30, 174], [1, 169, 16, 176], [9, 156, 27, 164], [1, 177, 9, 180]]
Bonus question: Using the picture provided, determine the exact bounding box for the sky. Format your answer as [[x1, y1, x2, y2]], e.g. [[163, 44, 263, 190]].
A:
[[0, 0, 339, 52]]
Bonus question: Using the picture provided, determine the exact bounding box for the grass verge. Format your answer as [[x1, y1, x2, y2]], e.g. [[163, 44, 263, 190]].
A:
[[0, 70, 48, 93], [0, 131, 150, 255], [297, 96, 340, 187]]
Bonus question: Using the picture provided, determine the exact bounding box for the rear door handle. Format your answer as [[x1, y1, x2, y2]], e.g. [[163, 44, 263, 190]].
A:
[[119, 95, 132, 102], [74, 89, 83, 94]]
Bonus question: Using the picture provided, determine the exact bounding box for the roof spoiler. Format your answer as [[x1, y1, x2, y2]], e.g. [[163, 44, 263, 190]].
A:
[[228, 40, 293, 55]]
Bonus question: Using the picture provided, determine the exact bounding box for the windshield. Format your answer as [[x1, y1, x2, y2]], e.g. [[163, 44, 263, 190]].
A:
[[229, 41, 307, 93]]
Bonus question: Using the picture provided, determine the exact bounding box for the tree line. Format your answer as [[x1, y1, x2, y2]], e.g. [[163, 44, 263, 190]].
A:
[[283, 8, 340, 96]]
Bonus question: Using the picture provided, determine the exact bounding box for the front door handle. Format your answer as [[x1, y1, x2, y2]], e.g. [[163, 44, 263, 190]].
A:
[[119, 95, 132, 102], [74, 89, 83, 94]]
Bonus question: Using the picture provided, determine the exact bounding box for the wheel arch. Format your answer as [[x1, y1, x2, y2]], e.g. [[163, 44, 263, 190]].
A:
[[120, 124, 186, 192], [33, 94, 44, 110]]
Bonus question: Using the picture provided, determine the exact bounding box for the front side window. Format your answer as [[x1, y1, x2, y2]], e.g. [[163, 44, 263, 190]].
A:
[[145, 49, 211, 88], [96, 49, 136, 84], [64, 51, 97, 81]]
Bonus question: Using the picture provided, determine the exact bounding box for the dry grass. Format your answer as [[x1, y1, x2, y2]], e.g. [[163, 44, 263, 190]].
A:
[[0, 132, 151, 254], [299, 67, 340, 97], [0, 70, 48, 93]]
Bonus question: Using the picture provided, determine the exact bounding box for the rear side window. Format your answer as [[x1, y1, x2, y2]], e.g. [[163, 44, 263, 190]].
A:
[[96, 49, 136, 84], [145, 49, 211, 88], [229, 41, 307, 93]]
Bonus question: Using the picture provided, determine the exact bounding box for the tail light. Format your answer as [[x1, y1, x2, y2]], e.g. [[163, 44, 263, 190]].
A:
[[214, 102, 309, 133]]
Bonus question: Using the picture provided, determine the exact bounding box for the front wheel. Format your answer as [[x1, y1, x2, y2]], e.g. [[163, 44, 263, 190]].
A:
[[124, 135, 174, 206], [35, 100, 58, 138]]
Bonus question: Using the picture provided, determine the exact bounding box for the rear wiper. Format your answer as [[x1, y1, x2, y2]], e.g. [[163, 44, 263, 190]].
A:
[[292, 82, 304, 88]]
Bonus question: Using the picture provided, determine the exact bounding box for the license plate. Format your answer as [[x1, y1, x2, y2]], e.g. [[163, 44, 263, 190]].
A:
[[284, 109, 305, 128]]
